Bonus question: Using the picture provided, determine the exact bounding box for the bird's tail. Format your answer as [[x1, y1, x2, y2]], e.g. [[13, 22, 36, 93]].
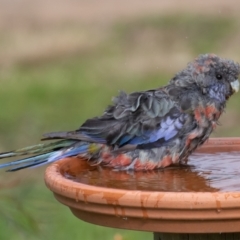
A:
[[0, 140, 102, 172]]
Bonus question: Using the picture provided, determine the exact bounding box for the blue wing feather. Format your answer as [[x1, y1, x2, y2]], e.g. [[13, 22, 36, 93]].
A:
[[78, 90, 188, 148]]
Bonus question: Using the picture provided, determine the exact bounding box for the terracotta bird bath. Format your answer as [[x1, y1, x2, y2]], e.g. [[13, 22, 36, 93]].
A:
[[45, 137, 240, 239]]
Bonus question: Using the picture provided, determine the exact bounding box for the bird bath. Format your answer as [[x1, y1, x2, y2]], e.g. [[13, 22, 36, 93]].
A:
[[45, 137, 240, 239]]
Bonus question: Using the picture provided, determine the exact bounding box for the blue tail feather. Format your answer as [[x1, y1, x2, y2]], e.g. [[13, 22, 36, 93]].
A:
[[0, 140, 94, 172], [7, 160, 49, 172], [48, 145, 89, 162], [0, 152, 53, 170]]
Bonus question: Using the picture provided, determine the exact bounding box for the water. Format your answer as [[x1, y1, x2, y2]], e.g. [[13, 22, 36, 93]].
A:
[[63, 152, 240, 192]]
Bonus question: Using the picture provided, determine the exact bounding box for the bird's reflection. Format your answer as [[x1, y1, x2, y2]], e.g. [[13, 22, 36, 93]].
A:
[[63, 156, 221, 192]]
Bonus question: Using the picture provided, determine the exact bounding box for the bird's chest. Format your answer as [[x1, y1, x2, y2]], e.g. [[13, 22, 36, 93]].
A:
[[193, 103, 222, 129], [182, 103, 223, 156]]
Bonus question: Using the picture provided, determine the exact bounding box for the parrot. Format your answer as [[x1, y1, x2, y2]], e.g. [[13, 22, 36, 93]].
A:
[[0, 53, 239, 172]]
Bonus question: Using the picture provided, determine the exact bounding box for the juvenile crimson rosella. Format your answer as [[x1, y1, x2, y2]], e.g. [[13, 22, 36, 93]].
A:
[[0, 54, 239, 171]]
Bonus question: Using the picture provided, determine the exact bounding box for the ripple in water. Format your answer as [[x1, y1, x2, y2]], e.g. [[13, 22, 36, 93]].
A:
[[63, 152, 240, 192]]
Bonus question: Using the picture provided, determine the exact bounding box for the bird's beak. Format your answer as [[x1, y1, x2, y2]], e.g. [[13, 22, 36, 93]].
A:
[[231, 79, 239, 93]]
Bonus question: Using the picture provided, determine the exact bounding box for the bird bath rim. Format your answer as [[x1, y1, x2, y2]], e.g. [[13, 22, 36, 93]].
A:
[[44, 137, 240, 233]]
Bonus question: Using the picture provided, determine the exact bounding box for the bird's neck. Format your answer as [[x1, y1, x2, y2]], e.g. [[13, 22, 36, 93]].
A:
[[205, 83, 228, 105], [170, 86, 225, 125], [192, 89, 226, 127]]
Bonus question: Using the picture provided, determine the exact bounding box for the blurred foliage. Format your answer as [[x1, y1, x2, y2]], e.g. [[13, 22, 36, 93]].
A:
[[0, 11, 240, 240]]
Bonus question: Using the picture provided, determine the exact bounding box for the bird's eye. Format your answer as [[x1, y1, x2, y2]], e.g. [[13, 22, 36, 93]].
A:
[[216, 74, 222, 80]]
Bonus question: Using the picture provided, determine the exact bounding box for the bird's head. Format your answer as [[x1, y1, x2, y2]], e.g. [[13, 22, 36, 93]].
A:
[[171, 54, 240, 102]]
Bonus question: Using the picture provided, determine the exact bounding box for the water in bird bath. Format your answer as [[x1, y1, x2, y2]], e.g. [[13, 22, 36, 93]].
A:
[[63, 151, 240, 192]]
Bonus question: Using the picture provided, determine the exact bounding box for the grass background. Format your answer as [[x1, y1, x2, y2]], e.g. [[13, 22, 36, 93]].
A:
[[1, 1, 240, 239]]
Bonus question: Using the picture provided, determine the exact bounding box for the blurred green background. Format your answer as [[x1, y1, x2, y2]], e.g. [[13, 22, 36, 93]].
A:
[[1, 1, 240, 239]]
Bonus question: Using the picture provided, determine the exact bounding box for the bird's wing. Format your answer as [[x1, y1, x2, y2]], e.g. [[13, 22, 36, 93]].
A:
[[43, 89, 190, 148]]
